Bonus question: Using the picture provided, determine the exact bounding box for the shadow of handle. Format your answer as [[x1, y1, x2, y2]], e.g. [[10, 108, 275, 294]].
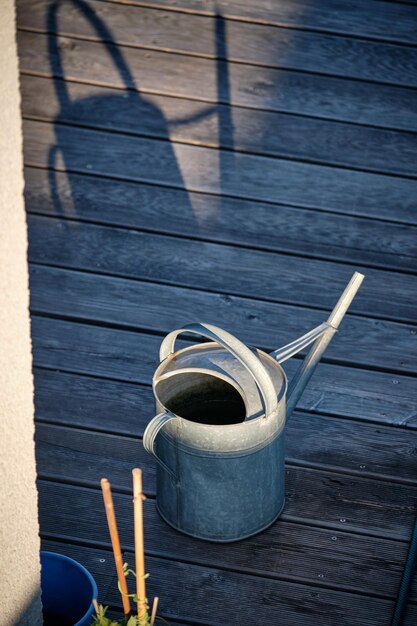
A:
[[48, 0, 138, 111]]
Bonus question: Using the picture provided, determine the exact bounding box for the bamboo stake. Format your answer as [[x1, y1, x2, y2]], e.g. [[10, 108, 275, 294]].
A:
[[150, 597, 159, 626], [100, 478, 131, 620], [133, 468, 147, 621]]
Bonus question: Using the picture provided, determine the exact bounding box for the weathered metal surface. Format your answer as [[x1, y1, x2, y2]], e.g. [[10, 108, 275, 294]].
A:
[[144, 275, 363, 541]]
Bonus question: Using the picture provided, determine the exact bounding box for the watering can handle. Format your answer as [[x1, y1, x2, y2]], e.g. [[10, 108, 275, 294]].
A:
[[143, 323, 278, 477], [48, 0, 138, 110], [143, 411, 178, 481], [159, 322, 278, 418]]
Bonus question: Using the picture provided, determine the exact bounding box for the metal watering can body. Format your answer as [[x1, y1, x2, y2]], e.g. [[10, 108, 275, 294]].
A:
[[144, 276, 364, 543], [151, 338, 287, 542]]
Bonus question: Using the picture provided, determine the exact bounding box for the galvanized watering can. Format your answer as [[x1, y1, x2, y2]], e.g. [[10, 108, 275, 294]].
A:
[[144, 273, 364, 542]]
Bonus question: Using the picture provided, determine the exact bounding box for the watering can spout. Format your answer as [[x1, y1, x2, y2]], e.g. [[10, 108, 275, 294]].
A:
[[269, 321, 335, 364], [277, 271, 365, 420]]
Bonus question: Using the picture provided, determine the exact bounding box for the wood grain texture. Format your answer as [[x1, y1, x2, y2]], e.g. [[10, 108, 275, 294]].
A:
[[41, 536, 416, 626], [35, 478, 416, 597], [20, 75, 417, 178], [17, 31, 417, 131], [24, 167, 417, 272], [38, 417, 417, 550], [27, 216, 417, 324], [32, 319, 417, 427], [33, 367, 417, 431], [18, 1, 417, 623], [28, 264, 417, 375], [23, 120, 417, 225], [105, 0, 417, 45], [16, 0, 417, 87], [36, 402, 417, 488]]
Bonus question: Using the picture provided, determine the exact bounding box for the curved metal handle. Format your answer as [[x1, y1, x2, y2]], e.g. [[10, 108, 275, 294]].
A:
[[159, 322, 278, 419], [143, 411, 177, 481]]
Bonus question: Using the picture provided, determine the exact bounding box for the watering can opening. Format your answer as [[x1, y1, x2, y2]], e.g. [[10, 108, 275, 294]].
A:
[[158, 371, 247, 426], [153, 337, 287, 429]]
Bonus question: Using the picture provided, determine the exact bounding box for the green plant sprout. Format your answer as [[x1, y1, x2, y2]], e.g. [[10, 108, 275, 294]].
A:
[[91, 563, 163, 626]]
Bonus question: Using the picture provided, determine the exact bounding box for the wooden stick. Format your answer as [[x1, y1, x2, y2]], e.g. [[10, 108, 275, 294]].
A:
[[150, 597, 159, 626], [133, 468, 147, 620], [100, 478, 131, 620]]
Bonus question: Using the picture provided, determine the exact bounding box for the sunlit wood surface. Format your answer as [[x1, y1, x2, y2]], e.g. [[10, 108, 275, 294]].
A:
[[17, 0, 417, 623]]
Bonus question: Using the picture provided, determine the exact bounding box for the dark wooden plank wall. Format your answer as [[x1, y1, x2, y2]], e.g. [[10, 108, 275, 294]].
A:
[[16, 0, 417, 623]]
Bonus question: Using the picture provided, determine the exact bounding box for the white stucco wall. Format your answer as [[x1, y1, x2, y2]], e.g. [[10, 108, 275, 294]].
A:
[[0, 2, 42, 624]]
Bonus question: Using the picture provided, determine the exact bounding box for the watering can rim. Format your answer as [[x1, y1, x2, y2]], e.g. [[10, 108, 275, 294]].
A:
[[159, 322, 282, 423], [154, 341, 288, 425]]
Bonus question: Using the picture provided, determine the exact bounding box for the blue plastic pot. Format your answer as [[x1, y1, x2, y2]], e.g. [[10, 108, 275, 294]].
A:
[[40, 551, 98, 626]]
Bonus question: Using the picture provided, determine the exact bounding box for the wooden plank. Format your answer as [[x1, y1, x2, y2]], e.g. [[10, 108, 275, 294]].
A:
[[33, 367, 417, 431], [107, 0, 417, 45], [17, 31, 417, 131], [36, 410, 417, 493], [36, 424, 156, 493], [20, 75, 417, 179], [16, 0, 417, 87], [36, 406, 417, 490], [23, 120, 417, 225], [32, 320, 417, 427], [41, 536, 413, 626], [25, 167, 417, 271], [39, 541, 188, 626], [286, 413, 417, 483], [39, 541, 201, 626], [27, 216, 417, 323], [36, 479, 416, 595], [29, 264, 417, 375]]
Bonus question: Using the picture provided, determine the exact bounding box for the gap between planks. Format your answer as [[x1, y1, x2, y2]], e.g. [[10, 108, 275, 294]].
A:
[[37, 481, 417, 596], [16, 0, 417, 89], [32, 363, 417, 431], [35, 418, 417, 488], [16, 30, 417, 133], [22, 120, 417, 226], [92, 0, 417, 47], [40, 538, 408, 626], [20, 110, 417, 181]]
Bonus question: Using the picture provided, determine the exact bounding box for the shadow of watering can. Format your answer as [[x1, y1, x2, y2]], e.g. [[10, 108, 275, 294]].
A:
[[144, 273, 364, 542], [47, 0, 197, 218]]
